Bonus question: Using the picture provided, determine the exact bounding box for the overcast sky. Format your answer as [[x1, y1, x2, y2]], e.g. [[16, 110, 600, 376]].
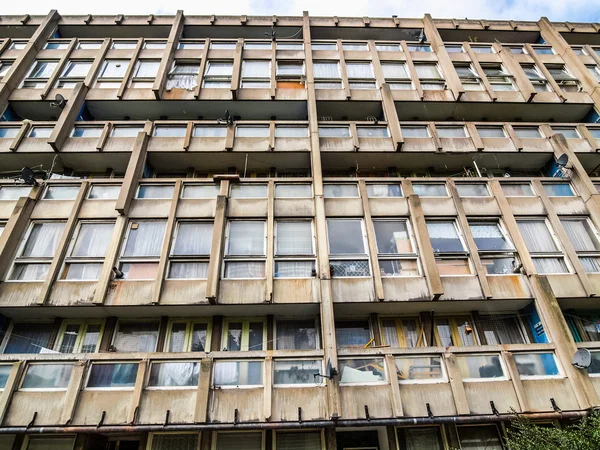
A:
[[4, 0, 600, 22]]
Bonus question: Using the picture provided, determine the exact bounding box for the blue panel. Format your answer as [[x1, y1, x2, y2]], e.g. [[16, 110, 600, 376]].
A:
[[525, 302, 548, 343]]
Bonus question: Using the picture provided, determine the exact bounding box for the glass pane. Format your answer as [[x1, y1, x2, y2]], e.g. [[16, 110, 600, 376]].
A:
[[275, 184, 311, 198], [366, 184, 402, 197], [456, 184, 489, 197], [339, 358, 386, 384], [587, 352, 600, 374], [111, 126, 144, 137], [415, 64, 440, 78], [150, 434, 199, 450], [374, 221, 412, 254], [335, 321, 371, 348], [517, 220, 558, 252], [318, 127, 350, 138], [323, 184, 358, 198], [72, 127, 103, 138], [173, 223, 213, 255], [502, 183, 534, 196], [81, 324, 101, 353], [0, 127, 19, 139], [28, 61, 58, 78], [191, 323, 207, 351], [10, 263, 50, 281], [137, 185, 174, 199], [477, 126, 505, 138], [182, 184, 219, 198], [479, 315, 525, 345], [276, 320, 317, 350], [327, 219, 365, 254], [224, 261, 265, 278], [0, 186, 31, 200], [226, 322, 243, 351], [43, 186, 79, 200], [168, 262, 209, 279], [123, 221, 166, 256], [396, 356, 444, 382], [216, 432, 262, 450], [120, 262, 159, 280], [22, 364, 73, 389], [0, 366, 12, 389], [87, 363, 138, 388], [379, 259, 419, 277], [22, 222, 65, 257], [276, 61, 304, 75], [236, 126, 270, 138], [458, 425, 503, 450], [227, 221, 265, 255], [427, 222, 464, 253], [148, 362, 199, 387], [470, 222, 513, 251], [457, 355, 504, 379], [542, 183, 574, 197], [26, 437, 75, 450], [532, 257, 569, 274], [413, 183, 447, 197], [153, 126, 186, 137], [58, 324, 80, 353], [437, 127, 467, 138], [275, 126, 308, 137], [72, 223, 114, 257], [482, 257, 517, 275], [274, 261, 315, 278], [401, 126, 429, 138], [248, 322, 264, 351], [88, 185, 120, 199], [213, 361, 262, 386], [561, 219, 600, 251], [230, 184, 268, 198], [399, 428, 444, 450], [100, 60, 129, 78], [168, 323, 187, 352], [330, 260, 370, 277], [4, 324, 53, 353], [513, 353, 559, 377], [274, 360, 321, 385], [581, 257, 600, 273], [113, 322, 158, 352], [314, 62, 340, 79], [513, 127, 541, 138], [356, 127, 389, 138], [276, 221, 313, 255]]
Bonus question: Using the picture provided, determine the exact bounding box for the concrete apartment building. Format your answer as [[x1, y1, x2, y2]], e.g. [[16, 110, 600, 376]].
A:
[[1, 8, 600, 450]]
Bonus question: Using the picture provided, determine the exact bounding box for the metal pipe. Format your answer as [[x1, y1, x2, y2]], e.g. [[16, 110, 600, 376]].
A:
[[0, 410, 590, 435]]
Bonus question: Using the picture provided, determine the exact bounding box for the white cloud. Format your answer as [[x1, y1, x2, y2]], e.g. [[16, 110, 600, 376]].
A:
[[2, 0, 598, 22]]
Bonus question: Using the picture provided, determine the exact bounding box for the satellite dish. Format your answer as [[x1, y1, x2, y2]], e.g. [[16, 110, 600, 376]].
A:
[[572, 348, 592, 369], [50, 93, 66, 109], [556, 154, 569, 167], [20, 167, 38, 186]]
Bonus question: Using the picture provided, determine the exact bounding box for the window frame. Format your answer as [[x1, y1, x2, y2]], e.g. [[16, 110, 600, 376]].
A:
[[147, 432, 201, 450], [456, 353, 508, 382], [272, 358, 324, 387], [164, 318, 212, 353], [273, 317, 320, 351], [112, 320, 160, 353], [521, 63, 551, 92], [395, 355, 448, 384], [223, 220, 267, 280], [338, 357, 388, 386], [21, 60, 59, 88], [19, 362, 74, 392], [117, 219, 168, 280], [145, 360, 201, 390], [221, 318, 267, 352], [240, 59, 271, 88], [546, 64, 581, 92], [274, 219, 316, 279], [454, 63, 483, 91], [84, 361, 139, 391], [326, 218, 371, 278], [513, 351, 563, 380], [560, 216, 600, 273], [481, 63, 515, 91], [212, 360, 264, 389], [433, 315, 479, 347], [0, 321, 55, 354], [379, 316, 426, 348], [167, 220, 213, 280], [56, 59, 93, 88], [469, 219, 517, 276], [517, 218, 571, 274], [203, 60, 234, 88], [373, 218, 420, 278], [54, 319, 105, 354]]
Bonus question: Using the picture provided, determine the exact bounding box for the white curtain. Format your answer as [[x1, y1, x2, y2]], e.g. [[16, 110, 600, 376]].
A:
[[479, 316, 525, 345], [227, 222, 265, 255], [276, 432, 322, 450], [313, 62, 340, 79], [11, 263, 49, 281], [382, 63, 409, 79], [72, 223, 114, 257], [214, 361, 262, 386], [367, 184, 401, 197], [426, 221, 459, 240], [151, 434, 199, 450], [277, 222, 312, 255], [382, 319, 400, 347], [23, 222, 65, 257], [150, 362, 198, 387], [346, 62, 374, 79], [274, 261, 313, 278], [169, 262, 208, 279], [581, 257, 600, 273], [173, 223, 213, 255], [533, 257, 568, 274], [63, 262, 103, 280], [88, 185, 121, 199], [166, 63, 200, 91], [123, 221, 166, 257], [113, 322, 158, 352], [517, 221, 557, 252], [415, 64, 441, 79], [224, 261, 265, 278], [561, 219, 600, 251]]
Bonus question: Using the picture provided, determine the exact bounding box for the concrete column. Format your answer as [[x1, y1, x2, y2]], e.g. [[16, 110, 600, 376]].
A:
[[194, 358, 212, 423], [265, 180, 275, 302], [502, 351, 529, 412], [59, 360, 86, 424], [48, 82, 90, 151], [384, 354, 403, 417], [117, 39, 143, 100], [230, 38, 243, 99], [444, 353, 470, 415], [492, 42, 537, 102], [0, 362, 22, 424], [358, 180, 384, 301], [92, 216, 128, 305], [40, 39, 77, 100], [128, 359, 147, 424], [152, 10, 184, 99], [115, 131, 149, 215], [205, 180, 230, 304]]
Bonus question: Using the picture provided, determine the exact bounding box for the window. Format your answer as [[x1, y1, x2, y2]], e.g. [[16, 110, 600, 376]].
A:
[[476, 126, 506, 138], [471, 45, 494, 53], [143, 41, 166, 49], [342, 42, 368, 51], [513, 352, 560, 378], [457, 425, 503, 450], [381, 62, 412, 90], [9, 41, 27, 50], [55, 321, 103, 353], [513, 126, 542, 139], [153, 126, 186, 137], [356, 126, 389, 138], [397, 427, 444, 449], [437, 126, 467, 138], [181, 184, 219, 198], [71, 126, 103, 138], [118, 220, 167, 280], [323, 184, 358, 198], [149, 434, 200, 450], [210, 41, 236, 50], [113, 321, 159, 352], [215, 432, 262, 450], [517, 219, 569, 274], [377, 43, 401, 52], [346, 62, 375, 89], [381, 317, 424, 347], [335, 320, 371, 348], [502, 182, 535, 196], [313, 61, 342, 89], [395, 356, 445, 383], [224, 221, 266, 279], [56, 60, 92, 87], [542, 182, 574, 197], [374, 220, 419, 277], [532, 45, 554, 55], [168, 222, 213, 279], [546, 65, 581, 92], [319, 126, 350, 138], [137, 184, 175, 199], [88, 185, 120, 200], [274, 360, 321, 386], [367, 184, 402, 197], [21, 60, 58, 88], [3, 323, 54, 354], [339, 358, 386, 384], [10, 221, 65, 281], [434, 316, 477, 346], [0, 126, 19, 139], [275, 184, 312, 198], [21, 363, 73, 390], [561, 218, 600, 273], [87, 363, 139, 388], [426, 221, 470, 275], [327, 219, 370, 277], [275, 221, 315, 278], [413, 183, 447, 197], [166, 320, 209, 352], [244, 42, 272, 50], [111, 125, 144, 137], [277, 42, 303, 50], [415, 63, 444, 90], [61, 222, 114, 280], [0, 61, 13, 79], [478, 314, 528, 344], [587, 65, 600, 82], [77, 41, 102, 49], [313, 42, 337, 51], [43, 185, 79, 200], [236, 125, 270, 137], [213, 361, 263, 387], [97, 59, 129, 80], [178, 41, 204, 50], [276, 61, 304, 78], [454, 64, 483, 91], [0, 366, 11, 389], [445, 44, 464, 53], [167, 62, 200, 90], [521, 64, 550, 92], [275, 320, 317, 350], [456, 354, 505, 380], [241, 60, 270, 88], [482, 64, 515, 91], [401, 125, 429, 138], [552, 126, 580, 139], [112, 41, 137, 49], [28, 127, 53, 138], [469, 221, 517, 275], [230, 184, 268, 198], [222, 319, 265, 351], [148, 362, 199, 388], [194, 126, 227, 137], [132, 60, 160, 81], [456, 183, 489, 197], [274, 126, 309, 138], [407, 44, 431, 52], [25, 437, 76, 450]]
